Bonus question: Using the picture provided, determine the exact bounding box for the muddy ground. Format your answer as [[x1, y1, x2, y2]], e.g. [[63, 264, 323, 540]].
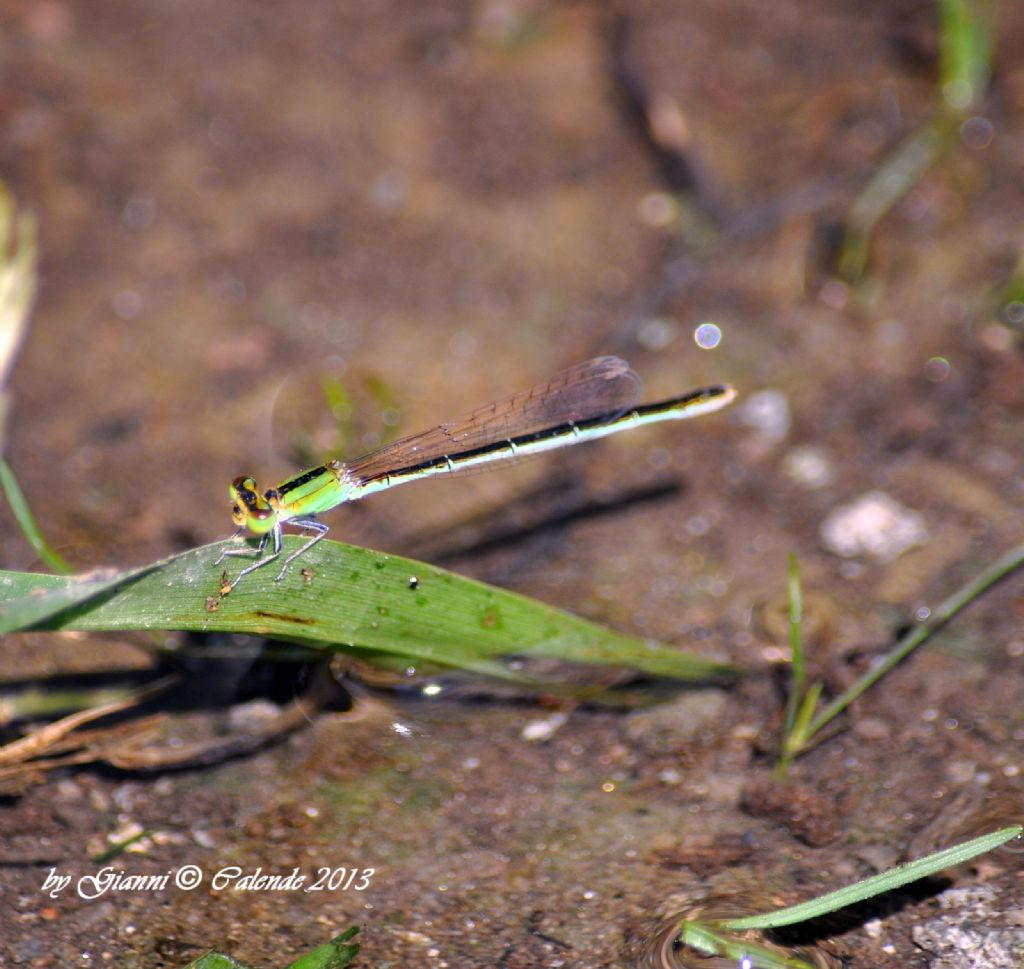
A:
[[1, 1, 1023, 966]]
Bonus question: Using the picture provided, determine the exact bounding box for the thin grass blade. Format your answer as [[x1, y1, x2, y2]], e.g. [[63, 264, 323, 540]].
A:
[[722, 826, 1022, 931]]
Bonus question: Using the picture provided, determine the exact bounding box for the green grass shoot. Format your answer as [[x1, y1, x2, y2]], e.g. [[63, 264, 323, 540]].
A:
[[777, 539, 1024, 764], [777, 554, 821, 774], [0, 456, 71, 574], [939, 0, 998, 114], [839, 0, 1000, 280]]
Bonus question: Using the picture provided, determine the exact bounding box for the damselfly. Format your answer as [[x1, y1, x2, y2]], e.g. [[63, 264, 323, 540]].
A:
[[217, 356, 735, 592]]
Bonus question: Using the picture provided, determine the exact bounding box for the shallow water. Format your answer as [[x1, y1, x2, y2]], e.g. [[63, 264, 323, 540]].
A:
[[2, 2, 1023, 966]]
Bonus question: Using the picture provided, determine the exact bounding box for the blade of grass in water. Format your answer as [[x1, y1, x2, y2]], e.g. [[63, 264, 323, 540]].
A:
[[677, 826, 1021, 966], [0, 456, 71, 574], [777, 553, 823, 774], [781, 552, 804, 739], [805, 539, 1024, 742], [939, 0, 998, 114], [0, 538, 740, 684], [722, 825, 1022, 930], [839, 0, 999, 280]]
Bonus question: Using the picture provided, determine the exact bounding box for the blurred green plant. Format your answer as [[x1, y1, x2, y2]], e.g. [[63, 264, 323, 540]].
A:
[[0, 185, 37, 403], [839, 0, 1000, 280], [998, 253, 1024, 343], [275, 371, 403, 471], [938, 0, 998, 114], [185, 926, 360, 969]]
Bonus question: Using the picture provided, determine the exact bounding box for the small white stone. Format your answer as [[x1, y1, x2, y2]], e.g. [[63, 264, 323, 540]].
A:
[[820, 491, 928, 562], [520, 712, 568, 742], [782, 445, 835, 488], [737, 389, 790, 443]]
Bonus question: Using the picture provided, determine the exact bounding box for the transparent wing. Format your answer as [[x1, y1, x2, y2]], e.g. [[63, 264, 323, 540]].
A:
[[344, 356, 642, 483]]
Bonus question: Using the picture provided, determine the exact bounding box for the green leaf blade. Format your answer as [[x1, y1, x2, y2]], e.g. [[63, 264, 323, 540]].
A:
[[1, 538, 741, 683]]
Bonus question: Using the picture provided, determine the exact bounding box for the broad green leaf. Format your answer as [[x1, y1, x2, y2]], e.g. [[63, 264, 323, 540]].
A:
[[0, 538, 739, 683]]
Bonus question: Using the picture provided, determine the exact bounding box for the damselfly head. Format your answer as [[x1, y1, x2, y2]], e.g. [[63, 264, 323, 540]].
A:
[[229, 475, 279, 534]]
